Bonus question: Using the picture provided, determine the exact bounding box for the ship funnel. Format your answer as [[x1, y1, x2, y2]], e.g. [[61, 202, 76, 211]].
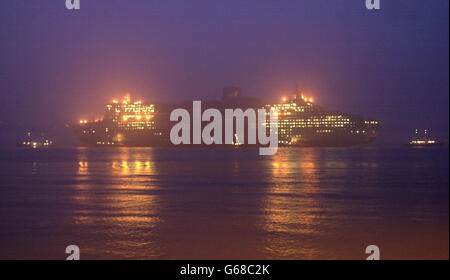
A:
[[295, 85, 302, 100]]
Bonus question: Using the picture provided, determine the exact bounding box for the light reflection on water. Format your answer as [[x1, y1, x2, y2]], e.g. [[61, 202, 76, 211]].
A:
[[73, 148, 162, 258], [0, 147, 448, 259], [263, 150, 323, 258]]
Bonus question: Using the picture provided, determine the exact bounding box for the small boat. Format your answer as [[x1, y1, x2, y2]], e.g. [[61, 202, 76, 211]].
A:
[[16, 132, 54, 148], [405, 129, 444, 147], [232, 133, 244, 147]]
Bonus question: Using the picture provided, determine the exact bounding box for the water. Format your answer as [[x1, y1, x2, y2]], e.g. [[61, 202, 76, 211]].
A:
[[0, 147, 448, 259]]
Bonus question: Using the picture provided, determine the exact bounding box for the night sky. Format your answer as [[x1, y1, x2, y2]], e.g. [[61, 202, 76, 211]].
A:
[[0, 0, 448, 145]]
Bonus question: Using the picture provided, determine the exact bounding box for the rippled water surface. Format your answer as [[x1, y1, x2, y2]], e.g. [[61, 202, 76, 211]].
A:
[[0, 147, 448, 259]]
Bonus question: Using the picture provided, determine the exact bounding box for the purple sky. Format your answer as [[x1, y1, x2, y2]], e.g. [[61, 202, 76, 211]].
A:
[[0, 0, 448, 145]]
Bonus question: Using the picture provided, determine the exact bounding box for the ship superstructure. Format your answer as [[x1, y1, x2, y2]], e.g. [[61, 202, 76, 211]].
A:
[[73, 94, 167, 146], [105, 95, 156, 131]]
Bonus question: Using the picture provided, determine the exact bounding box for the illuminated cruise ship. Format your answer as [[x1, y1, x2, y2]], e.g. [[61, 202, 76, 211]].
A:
[[71, 90, 379, 147], [71, 94, 168, 146], [264, 92, 379, 146]]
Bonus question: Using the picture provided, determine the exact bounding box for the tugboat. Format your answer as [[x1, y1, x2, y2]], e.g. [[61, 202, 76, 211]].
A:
[[405, 129, 444, 147], [16, 132, 54, 148]]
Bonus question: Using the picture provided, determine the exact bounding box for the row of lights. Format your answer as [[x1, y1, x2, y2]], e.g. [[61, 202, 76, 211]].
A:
[[112, 95, 142, 105], [122, 115, 153, 121], [282, 95, 314, 103]]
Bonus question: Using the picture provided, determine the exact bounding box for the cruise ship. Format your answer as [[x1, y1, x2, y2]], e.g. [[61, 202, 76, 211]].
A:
[[265, 92, 379, 146], [70, 89, 379, 147], [71, 94, 169, 146]]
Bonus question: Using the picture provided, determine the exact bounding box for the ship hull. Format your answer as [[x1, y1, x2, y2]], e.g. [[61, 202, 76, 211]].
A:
[[71, 123, 377, 147], [281, 127, 378, 147], [71, 124, 168, 147], [404, 143, 444, 148]]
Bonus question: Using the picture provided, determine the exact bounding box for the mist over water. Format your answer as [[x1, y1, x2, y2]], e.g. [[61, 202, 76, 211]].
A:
[[1, 1, 449, 146], [0, 147, 448, 259]]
